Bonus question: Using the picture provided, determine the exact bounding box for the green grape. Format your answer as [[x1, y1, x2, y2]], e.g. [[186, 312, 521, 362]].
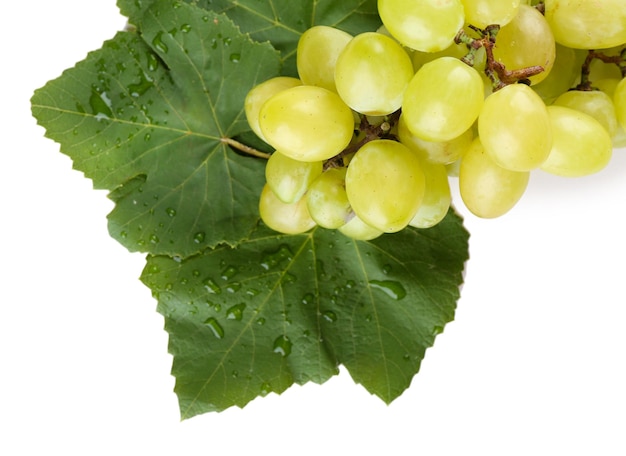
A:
[[306, 168, 352, 229], [411, 41, 469, 72], [265, 151, 323, 204], [459, 138, 530, 219], [478, 83, 552, 171], [544, 0, 626, 49], [553, 90, 618, 137], [259, 85, 354, 162], [338, 214, 383, 241], [402, 57, 484, 142], [345, 140, 425, 232], [334, 32, 414, 115], [614, 78, 626, 130], [377, 0, 465, 52], [595, 78, 621, 97], [259, 184, 317, 234], [461, 0, 521, 29], [244, 77, 302, 142], [540, 106, 612, 177], [492, 4, 556, 85], [408, 161, 451, 229], [531, 44, 584, 104], [296, 25, 353, 93], [397, 114, 473, 164]]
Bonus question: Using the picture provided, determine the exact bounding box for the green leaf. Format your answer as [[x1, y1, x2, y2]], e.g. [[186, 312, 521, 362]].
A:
[[32, 2, 281, 257], [118, 0, 382, 76], [141, 211, 469, 418]]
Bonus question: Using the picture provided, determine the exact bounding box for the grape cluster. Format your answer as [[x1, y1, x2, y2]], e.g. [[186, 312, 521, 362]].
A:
[[245, 0, 626, 238]]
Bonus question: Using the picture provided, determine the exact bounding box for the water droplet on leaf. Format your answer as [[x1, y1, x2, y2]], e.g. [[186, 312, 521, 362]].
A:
[[369, 280, 407, 300], [193, 232, 206, 243], [203, 278, 222, 294], [272, 335, 292, 357], [152, 31, 169, 53], [204, 317, 224, 339], [226, 303, 246, 321]]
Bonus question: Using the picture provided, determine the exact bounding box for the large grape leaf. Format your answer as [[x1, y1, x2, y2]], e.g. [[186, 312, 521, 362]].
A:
[[141, 211, 469, 418], [31, 2, 281, 257], [118, 0, 382, 76]]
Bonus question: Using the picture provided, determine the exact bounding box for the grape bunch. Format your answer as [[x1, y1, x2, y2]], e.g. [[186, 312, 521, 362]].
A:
[[244, 0, 626, 239]]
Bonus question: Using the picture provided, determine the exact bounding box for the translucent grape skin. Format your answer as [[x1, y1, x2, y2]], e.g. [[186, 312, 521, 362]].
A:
[[478, 83, 552, 172], [338, 214, 383, 241], [334, 32, 414, 116], [345, 140, 425, 232], [531, 43, 584, 104], [258, 85, 354, 162], [459, 138, 530, 219], [460, 0, 521, 29], [492, 4, 556, 85], [306, 167, 352, 229], [545, 0, 626, 49], [540, 106, 613, 177], [265, 151, 322, 204], [614, 78, 626, 131], [377, 0, 465, 53], [397, 114, 474, 165], [409, 161, 451, 229], [403, 57, 484, 142], [259, 184, 316, 234], [244, 77, 302, 142], [553, 90, 618, 138], [296, 25, 353, 93]]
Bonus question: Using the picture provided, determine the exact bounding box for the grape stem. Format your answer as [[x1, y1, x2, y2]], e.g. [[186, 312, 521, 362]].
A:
[[323, 111, 400, 171], [221, 137, 271, 159], [576, 49, 626, 91], [455, 26, 544, 91]]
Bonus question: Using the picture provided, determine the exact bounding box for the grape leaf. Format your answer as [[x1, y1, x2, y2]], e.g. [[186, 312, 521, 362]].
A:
[[141, 212, 469, 418], [31, 2, 281, 257], [118, 0, 382, 76]]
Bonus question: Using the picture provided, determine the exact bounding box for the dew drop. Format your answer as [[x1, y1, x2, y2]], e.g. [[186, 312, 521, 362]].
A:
[[220, 265, 238, 280], [193, 231, 206, 243], [147, 52, 159, 71], [256, 317, 266, 326], [301, 293, 314, 305], [382, 264, 393, 275], [144, 133, 152, 141], [369, 280, 407, 300], [204, 317, 224, 339], [203, 278, 222, 294], [246, 288, 260, 297], [181, 23, 192, 33], [165, 207, 177, 217], [229, 53, 241, 63], [272, 335, 292, 357], [226, 282, 241, 293], [152, 31, 169, 53], [260, 245, 293, 270], [149, 234, 160, 244], [322, 310, 337, 323], [260, 382, 271, 396], [226, 303, 246, 321]]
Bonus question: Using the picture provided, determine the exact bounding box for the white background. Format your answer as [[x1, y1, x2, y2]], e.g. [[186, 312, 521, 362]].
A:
[[3, 1, 626, 454]]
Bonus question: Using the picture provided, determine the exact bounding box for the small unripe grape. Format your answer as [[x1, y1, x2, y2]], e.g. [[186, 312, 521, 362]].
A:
[[265, 151, 322, 204], [306, 168, 352, 229]]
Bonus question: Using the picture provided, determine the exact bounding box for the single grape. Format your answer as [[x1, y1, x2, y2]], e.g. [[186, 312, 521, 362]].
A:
[[614, 78, 626, 130], [402, 57, 484, 142], [306, 167, 352, 229], [338, 214, 383, 241], [334, 32, 414, 116], [377, 0, 465, 52], [345, 140, 425, 232], [478, 83, 552, 171], [296, 25, 353, 93], [408, 161, 451, 229], [461, 0, 521, 29], [259, 184, 316, 234], [544, 0, 626, 49], [459, 138, 530, 219], [259, 85, 354, 162], [492, 4, 556, 85], [540, 105, 612, 177], [397, 114, 473, 164], [265, 151, 323, 204], [244, 77, 302, 142], [553, 90, 618, 137]]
